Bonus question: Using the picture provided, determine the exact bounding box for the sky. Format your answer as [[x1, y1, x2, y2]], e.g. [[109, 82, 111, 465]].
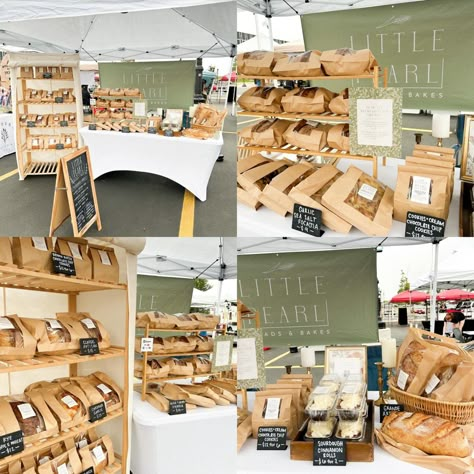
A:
[[376, 238, 474, 301]]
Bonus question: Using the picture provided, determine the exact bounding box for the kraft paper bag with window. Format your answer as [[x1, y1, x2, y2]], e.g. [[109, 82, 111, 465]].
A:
[[79, 435, 115, 473], [321, 48, 378, 76], [161, 357, 194, 376], [266, 383, 305, 428], [55, 237, 92, 280], [0, 314, 37, 360], [134, 358, 170, 379], [237, 154, 272, 209], [281, 87, 336, 114], [239, 119, 293, 148], [238, 86, 287, 113], [238, 411, 253, 451], [272, 50, 324, 77], [88, 244, 119, 284], [259, 162, 316, 217], [322, 166, 394, 236], [252, 392, 293, 438], [430, 362, 474, 402], [283, 120, 331, 152], [188, 313, 220, 330], [56, 312, 111, 350], [136, 311, 179, 329], [394, 165, 450, 222], [12, 237, 54, 273], [277, 373, 313, 403], [37, 447, 83, 474], [327, 123, 350, 151], [237, 51, 287, 76], [72, 372, 122, 413], [289, 165, 352, 234], [328, 88, 349, 115]]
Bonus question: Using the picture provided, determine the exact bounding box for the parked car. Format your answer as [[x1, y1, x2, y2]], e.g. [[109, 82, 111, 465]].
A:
[[455, 300, 474, 318]]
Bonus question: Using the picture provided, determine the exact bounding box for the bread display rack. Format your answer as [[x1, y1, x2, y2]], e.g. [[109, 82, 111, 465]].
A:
[[0, 263, 129, 473], [238, 66, 388, 178], [136, 324, 221, 401], [91, 89, 144, 123], [8, 53, 84, 179]]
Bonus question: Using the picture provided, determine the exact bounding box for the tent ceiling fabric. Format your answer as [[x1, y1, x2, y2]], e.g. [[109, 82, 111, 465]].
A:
[[237, 0, 424, 17], [0, 2, 236, 61], [138, 237, 237, 280]]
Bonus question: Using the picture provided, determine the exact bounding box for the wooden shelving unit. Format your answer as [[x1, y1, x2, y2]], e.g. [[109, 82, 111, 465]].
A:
[[0, 263, 129, 473], [238, 66, 387, 178], [136, 323, 218, 401], [91, 92, 144, 124], [9, 53, 84, 179]]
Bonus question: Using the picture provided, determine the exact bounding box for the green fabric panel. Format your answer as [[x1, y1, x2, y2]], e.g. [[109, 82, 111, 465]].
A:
[[98, 61, 195, 110], [137, 275, 194, 314], [237, 249, 378, 346], [301, 0, 474, 110]]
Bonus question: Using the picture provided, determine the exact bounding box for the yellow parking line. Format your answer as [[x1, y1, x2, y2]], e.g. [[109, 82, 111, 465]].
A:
[[178, 190, 195, 237], [237, 118, 261, 126], [0, 169, 18, 181], [265, 350, 290, 367]]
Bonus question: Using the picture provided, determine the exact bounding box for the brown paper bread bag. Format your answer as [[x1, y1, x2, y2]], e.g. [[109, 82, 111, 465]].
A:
[[37, 447, 83, 474], [161, 383, 216, 408], [79, 435, 115, 473], [252, 392, 293, 438], [88, 244, 119, 284], [188, 313, 220, 330], [328, 88, 349, 115], [54, 238, 92, 280], [161, 357, 194, 376], [289, 165, 352, 234], [0, 237, 13, 265], [273, 50, 323, 77], [134, 358, 170, 379], [283, 120, 331, 152], [12, 237, 54, 273], [278, 373, 313, 403], [174, 314, 201, 330], [239, 119, 292, 148], [327, 123, 350, 151], [0, 315, 37, 360], [321, 48, 378, 76], [237, 51, 287, 76], [266, 383, 305, 428], [136, 311, 179, 329], [238, 86, 287, 113], [281, 87, 336, 114]]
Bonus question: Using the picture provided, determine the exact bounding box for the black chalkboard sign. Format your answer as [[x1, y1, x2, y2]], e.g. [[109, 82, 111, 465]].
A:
[[43, 72, 52, 79], [55, 96, 64, 103], [405, 212, 445, 238], [147, 127, 157, 134], [56, 143, 65, 150], [380, 404, 404, 423], [80, 338, 100, 356], [122, 126, 130, 133], [0, 431, 24, 459], [60, 120, 68, 127], [81, 468, 94, 474], [52, 252, 76, 276], [88, 124, 97, 131], [169, 400, 186, 416], [292, 204, 324, 237], [257, 426, 287, 450], [313, 439, 346, 466], [27, 121, 35, 127], [89, 402, 106, 422]]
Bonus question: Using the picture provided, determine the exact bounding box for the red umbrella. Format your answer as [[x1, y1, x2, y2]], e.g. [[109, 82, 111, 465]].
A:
[[436, 289, 474, 300], [390, 290, 429, 303], [221, 71, 237, 82]]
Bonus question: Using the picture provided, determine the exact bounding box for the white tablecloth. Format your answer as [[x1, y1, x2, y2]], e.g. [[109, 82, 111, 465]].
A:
[[238, 156, 461, 237], [131, 392, 236, 474], [80, 127, 223, 201], [237, 391, 433, 474], [0, 113, 15, 158]]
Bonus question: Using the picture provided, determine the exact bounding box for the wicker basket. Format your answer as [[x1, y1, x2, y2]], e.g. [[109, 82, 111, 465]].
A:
[[389, 379, 474, 425]]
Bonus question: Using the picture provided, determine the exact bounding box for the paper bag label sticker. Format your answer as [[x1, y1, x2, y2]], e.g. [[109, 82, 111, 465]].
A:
[[0, 318, 15, 330], [68, 242, 83, 260], [397, 369, 409, 390], [18, 403, 36, 420], [32, 237, 48, 251], [98, 250, 112, 266], [264, 398, 281, 420], [358, 183, 377, 201], [409, 176, 432, 204]]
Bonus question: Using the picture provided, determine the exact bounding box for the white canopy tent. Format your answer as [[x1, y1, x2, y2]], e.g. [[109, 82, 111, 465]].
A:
[[138, 237, 237, 315], [0, 1, 236, 61]]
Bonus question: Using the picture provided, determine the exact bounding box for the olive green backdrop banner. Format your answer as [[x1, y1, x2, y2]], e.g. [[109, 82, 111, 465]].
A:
[[137, 275, 194, 314], [301, 0, 474, 110], [99, 61, 195, 110], [237, 249, 378, 346]]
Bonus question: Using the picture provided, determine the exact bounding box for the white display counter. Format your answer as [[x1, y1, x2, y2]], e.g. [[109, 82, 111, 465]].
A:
[[80, 127, 223, 201], [237, 391, 433, 473], [238, 156, 461, 237], [0, 113, 15, 158], [131, 391, 236, 474]]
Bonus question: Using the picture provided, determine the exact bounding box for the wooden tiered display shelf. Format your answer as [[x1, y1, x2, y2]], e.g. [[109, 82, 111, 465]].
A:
[[238, 110, 349, 122]]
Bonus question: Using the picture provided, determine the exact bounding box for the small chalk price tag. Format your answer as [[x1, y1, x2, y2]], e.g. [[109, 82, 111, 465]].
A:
[[52, 252, 76, 275], [257, 426, 287, 450], [89, 124, 97, 131], [313, 438, 346, 466], [60, 120, 69, 127], [89, 402, 106, 422], [380, 404, 404, 423], [55, 96, 64, 103], [0, 431, 24, 459], [80, 338, 100, 356], [147, 127, 157, 134], [169, 400, 186, 416]]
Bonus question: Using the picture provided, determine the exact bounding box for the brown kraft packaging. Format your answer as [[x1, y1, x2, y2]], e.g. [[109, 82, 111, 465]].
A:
[[259, 162, 316, 216], [54, 238, 92, 280], [191, 356, 212, 374], [252, 392, 293, 438], [79, 435, 115, 473], [328, 88, 349, 115], [161, 357, 194, 376], [136, 311, 179, 329], [134, 358, 170, 379], [0, 314, 37, 360], [265, 383, 305, 428], [237, 87, 287, 113], [188, 313, 220, 330], [12, 237, 54, 273], [394, 165, 450, 222], [88, 244, 119, 284], [327, 123, 350, 151], [281, 87, 336, 114], [237, 51, 287, 76], [289, 165, 352, 234], [277, 373, 313, 403], [272, 50, 324, 77], [0, 237, 13, 265], [320, 48, 378, 76], [237, 154, 273, 210], [174, 314, 201, 330], [430, 362, 474, 402], [283, 120, 331, 152], [322, 166, 394, 236], [56, 312, 111, 350], [239, 119, 292, 148], [37, 447, 83, 474], [72, 372, 122, 413]]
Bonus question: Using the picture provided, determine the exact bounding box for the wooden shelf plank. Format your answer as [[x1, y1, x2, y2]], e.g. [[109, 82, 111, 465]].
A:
[[137, 372, 220, 383], [136, 328, 214, 333], [136, 350, 213, 358], [18, 101, 76, 105], [0, 410, 123, 467], [237, 110, 349, 122], [0, 346, 125, 374], [239, 73, 376, 81], [92, 95, 143, 99], [0, 265, 127, 293]]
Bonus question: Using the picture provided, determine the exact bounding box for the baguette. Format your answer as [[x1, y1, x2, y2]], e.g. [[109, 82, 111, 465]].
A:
[[381, 411, 471, 457]]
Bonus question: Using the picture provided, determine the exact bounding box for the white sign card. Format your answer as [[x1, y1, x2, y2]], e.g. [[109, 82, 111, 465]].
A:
[[356, 98, 393, 147], [237, 337, 258, 380]]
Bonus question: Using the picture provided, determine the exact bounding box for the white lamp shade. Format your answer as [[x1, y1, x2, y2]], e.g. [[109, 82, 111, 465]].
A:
[[432, 113, 450, 139], [301, 346, 316, 368]]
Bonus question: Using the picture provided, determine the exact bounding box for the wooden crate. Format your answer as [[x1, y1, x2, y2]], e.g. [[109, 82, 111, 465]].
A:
[[290, 400, 375, 462]]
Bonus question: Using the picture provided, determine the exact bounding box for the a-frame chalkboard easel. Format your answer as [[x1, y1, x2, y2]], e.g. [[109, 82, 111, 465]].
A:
[[49, 146, 102, 237]]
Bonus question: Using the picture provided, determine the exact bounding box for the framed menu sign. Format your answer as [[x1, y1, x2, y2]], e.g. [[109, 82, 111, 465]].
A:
[[324, 345, 367, 382], [211, 335, 234, 372], [236, 328, 266, 390]]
